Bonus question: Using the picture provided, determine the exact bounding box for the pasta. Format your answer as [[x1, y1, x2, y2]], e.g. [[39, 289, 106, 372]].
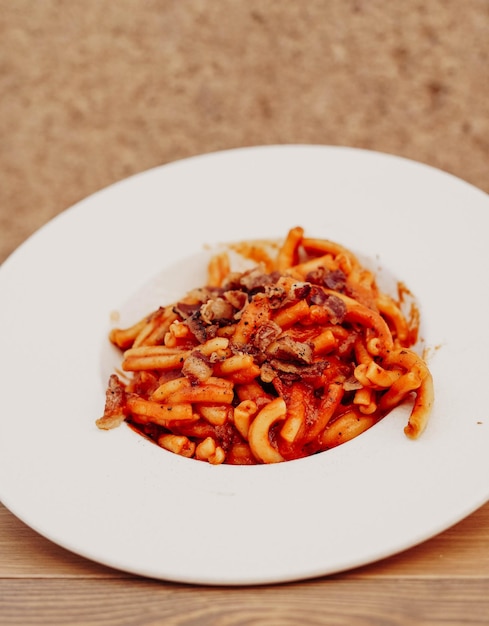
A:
[[96, 226, 434, 464]]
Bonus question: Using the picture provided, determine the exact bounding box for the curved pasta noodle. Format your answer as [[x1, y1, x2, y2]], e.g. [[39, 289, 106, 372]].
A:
[[97, 227, 434, 464], [248, 398, 287, 464]]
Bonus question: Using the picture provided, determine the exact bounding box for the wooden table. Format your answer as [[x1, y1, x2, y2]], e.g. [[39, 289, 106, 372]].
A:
[[1, 500, 488, 625]]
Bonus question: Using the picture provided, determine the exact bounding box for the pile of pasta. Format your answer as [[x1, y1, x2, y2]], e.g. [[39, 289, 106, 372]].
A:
[[97, 226, 433, 464]]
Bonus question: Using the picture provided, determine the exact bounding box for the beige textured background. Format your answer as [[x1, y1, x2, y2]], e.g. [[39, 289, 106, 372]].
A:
[[1, 0, 488, 263]]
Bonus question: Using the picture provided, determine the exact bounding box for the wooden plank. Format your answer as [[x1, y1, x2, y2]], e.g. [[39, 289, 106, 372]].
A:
[[0, 578, 488, 626]]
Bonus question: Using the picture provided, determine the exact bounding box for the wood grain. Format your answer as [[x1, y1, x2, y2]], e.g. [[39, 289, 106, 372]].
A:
[[0, 578, 488, 626]]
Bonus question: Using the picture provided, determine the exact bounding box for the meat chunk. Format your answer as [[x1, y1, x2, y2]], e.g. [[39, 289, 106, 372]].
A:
[[307, 287, 347, 324], [182, 351, 213, 383], [96, 374, 127, 430], [200, 297, 235, 324], [251, 320, 282, 353], [266, 335, 313, 364]]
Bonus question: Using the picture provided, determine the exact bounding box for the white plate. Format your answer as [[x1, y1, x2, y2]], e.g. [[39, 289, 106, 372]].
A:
[[1, 145, 488, 586]]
